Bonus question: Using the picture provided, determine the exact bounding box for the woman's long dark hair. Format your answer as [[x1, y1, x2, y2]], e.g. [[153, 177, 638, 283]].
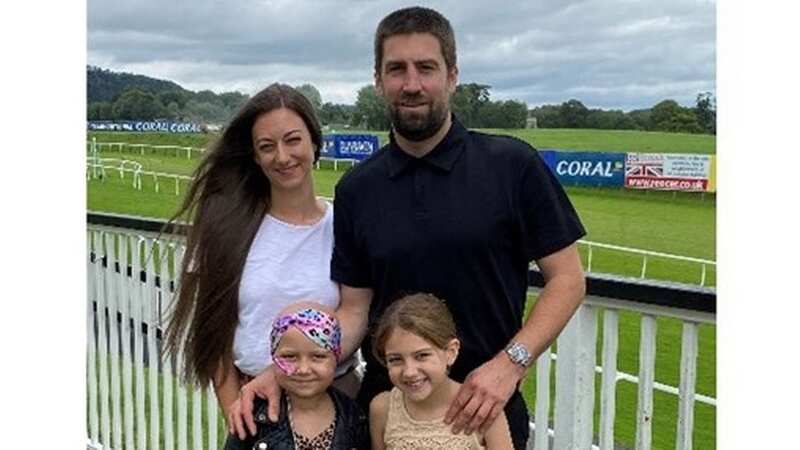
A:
[[163, 83, 322, 387]]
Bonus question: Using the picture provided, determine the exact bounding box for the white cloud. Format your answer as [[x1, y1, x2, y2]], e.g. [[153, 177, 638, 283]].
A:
[[88, 0, 715, 110]]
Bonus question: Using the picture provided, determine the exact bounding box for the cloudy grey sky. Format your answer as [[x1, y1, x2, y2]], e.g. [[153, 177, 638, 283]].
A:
[[87, 0, 715, 111]]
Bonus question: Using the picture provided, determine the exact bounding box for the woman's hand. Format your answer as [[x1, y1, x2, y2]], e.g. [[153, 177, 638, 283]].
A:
[[237, 365, 282, 437], [223, 396, 249, 440]]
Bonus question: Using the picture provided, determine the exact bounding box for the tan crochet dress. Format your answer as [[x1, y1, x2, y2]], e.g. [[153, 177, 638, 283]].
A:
[[384, 387, 485, 450]]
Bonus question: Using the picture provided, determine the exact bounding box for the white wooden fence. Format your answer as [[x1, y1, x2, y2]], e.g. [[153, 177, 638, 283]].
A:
[[531, 281, 715, 450], [87, 216, 715, 450], [87, 225, 221, 450]]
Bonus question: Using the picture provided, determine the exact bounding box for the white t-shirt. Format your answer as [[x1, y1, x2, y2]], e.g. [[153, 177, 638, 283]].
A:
[[233, 200, 343, 377]]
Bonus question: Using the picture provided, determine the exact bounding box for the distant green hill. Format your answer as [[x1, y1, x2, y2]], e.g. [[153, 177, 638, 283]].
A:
[[87, 66, 249, 123], [88, 65, 187, 103]]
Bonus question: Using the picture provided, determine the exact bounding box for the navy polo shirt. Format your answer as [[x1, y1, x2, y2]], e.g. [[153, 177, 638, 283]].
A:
[[331, 117, 585, 393]]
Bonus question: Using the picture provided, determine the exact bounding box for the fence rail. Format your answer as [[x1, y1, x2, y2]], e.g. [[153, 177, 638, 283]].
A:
[[577, 241, 716, 287], [87, 210, 716, 290], [87, 213, 715, 450], [88, 140, 206, 159]]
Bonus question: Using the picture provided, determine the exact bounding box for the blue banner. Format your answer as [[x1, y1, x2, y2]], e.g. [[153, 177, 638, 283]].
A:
[[321, 136, 337, 158], [321, 134, 379, 161], [88, 120, 202, 133], [547, 151, 626, 187], [538, 150, 557, 169]]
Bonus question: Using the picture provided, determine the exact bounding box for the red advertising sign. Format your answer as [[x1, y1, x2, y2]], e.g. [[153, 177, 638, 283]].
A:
[[624, 153, 711, 192]]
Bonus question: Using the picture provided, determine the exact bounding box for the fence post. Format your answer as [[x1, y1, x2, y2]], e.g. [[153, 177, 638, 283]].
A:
[[92, 137, 98, 179], [553, 304, 598, 450], [700, 264, 707, 287], [599, 309, 619, 450], [587, 244, 594, 273], [87, 231, 100, 447], [676, 322, 699, 450], [635, 315, 658, 450], [533, 346, 552, 450]]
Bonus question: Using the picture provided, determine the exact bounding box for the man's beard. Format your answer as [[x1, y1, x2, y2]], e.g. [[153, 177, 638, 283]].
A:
[[387, 96, 449, 142]]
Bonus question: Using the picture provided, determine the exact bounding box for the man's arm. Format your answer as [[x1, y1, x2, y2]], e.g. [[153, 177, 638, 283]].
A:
[[444, 243, 586, 435], [336, 284, 374, 361]]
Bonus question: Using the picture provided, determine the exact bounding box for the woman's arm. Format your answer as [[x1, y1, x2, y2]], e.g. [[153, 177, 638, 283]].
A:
[[213, 358, 247, 439], [482, 410, 514, 450], [368, 392, 389, 450]]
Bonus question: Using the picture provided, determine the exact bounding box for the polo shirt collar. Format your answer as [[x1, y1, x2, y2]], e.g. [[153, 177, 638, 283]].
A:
[[387, 115, 468, 178]]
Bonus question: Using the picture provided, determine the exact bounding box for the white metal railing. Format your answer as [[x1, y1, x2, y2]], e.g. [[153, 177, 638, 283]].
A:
[[88, 140, 362, 170], [89, 140, 206, 159], [88, 218, 715, 450], [87, 158, 194, 196], [578, 240, 716, 287], [315, 156, 359, 170]]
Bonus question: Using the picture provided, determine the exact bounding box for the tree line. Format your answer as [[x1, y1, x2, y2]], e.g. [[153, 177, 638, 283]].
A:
[[87, 66, 715, 134], [344, 82, 529, 130], [529, 93, 715, 134], [87, 66, 249, 124]]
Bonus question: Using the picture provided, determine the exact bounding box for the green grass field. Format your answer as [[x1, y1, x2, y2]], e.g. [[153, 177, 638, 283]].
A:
[[87, 168, 716, 287], [89, 126, 716, 155], [485, 128, 717, 154], [87, 129, 716, 449]]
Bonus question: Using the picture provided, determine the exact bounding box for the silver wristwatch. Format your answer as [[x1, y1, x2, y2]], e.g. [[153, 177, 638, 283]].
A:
[[504, 342, 533, 367]]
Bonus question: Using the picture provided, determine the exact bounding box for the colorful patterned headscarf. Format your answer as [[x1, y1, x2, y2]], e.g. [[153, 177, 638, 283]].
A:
[[270, 308, 342, 375]]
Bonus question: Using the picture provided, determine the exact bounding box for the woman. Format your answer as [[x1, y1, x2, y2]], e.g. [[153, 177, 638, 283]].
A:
[[164, 83, 361, 447]]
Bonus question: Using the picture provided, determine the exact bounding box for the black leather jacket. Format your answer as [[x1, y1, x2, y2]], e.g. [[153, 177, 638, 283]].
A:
[[240, 387, 368, 450]]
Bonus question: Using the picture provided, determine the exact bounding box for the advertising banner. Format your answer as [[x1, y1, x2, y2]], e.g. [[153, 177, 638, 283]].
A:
[[88, 120, 202, 133], [549, 151, 626, 187], [624, 153, 711, 191], [319, 134, 379, 161], [321, 136, 337, 158], [332, 134, 380, 161], [706, 155, 717, 193], [538, 150, 557, 170]]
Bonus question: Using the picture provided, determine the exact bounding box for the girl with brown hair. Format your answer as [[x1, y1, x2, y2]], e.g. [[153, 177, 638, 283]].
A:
[[369, 293, 513, 450]]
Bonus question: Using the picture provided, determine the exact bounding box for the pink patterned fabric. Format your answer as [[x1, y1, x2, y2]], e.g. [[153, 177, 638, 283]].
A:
[[270, 308, 342, 374]]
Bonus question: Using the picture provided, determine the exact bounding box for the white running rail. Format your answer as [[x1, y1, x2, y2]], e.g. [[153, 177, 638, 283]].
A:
[[577, 240, 716, 286]]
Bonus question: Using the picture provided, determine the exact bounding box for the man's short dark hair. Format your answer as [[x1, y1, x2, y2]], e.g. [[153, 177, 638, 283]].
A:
[[374, 6, 457, 74]]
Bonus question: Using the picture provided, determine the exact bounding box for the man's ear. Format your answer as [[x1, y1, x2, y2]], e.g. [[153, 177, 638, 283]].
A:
[[374, 71, 383, 97], [445, 338, 460, 366], [447, 65, 459, 94]]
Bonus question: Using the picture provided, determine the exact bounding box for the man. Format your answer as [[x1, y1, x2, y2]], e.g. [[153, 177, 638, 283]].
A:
[[240, 7, 585, 450]]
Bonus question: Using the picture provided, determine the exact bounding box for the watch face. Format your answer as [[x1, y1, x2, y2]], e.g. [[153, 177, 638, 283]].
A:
[[507, 343, 531, 366]]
